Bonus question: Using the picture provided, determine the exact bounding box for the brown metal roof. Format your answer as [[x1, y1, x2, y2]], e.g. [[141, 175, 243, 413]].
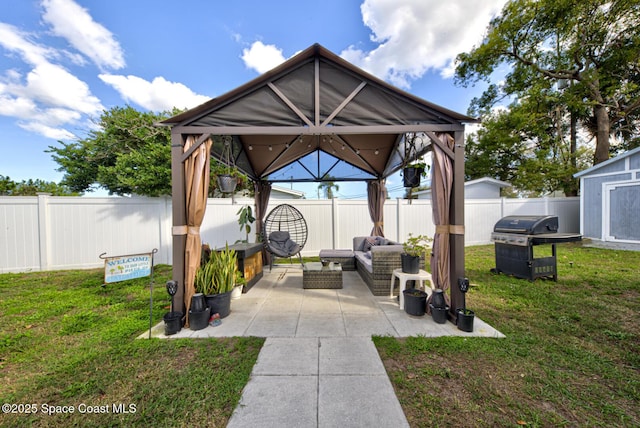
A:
[[162, 43, 476, 182]]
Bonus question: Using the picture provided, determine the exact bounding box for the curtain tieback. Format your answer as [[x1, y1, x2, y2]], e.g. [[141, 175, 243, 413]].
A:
[[435, 224, 465, 235], [172, 225, 201, 236], [374, 221, 384, 226]]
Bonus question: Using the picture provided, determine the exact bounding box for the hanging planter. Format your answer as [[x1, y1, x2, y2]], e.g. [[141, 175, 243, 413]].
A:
[[217, 174, 238, 193], [216, 136, 239, 194], [402, 166, 424, 188]]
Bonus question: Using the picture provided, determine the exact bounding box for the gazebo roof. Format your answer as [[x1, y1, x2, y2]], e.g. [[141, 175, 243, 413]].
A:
[[161, 43, 476, 183]]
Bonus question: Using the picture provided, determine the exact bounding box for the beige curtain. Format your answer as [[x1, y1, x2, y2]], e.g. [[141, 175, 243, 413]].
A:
[[367, 179, 387, 237], [183, 135, 212, 326], [430, 132, 454, 304]]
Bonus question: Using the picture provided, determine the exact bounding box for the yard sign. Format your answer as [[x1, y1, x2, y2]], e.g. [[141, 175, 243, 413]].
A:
[[102, 251, 155, 284]]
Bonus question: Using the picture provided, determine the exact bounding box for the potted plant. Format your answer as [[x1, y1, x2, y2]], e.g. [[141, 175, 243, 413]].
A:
[[231, 270, 246, 300], [195, 243, 238, 318], [216, 136, 239, 193], [456, 277, 474, 332], [403, 288, 428, 316], [402, 161, 428, 188], [401, 233, 432, 274], [236, 204, 255, 243]]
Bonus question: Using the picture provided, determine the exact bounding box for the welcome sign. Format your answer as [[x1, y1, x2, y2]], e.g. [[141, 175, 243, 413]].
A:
[[103, 252, 154, 284]]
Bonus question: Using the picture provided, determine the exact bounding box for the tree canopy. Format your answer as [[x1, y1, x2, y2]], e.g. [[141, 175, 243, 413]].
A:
[[456, 0, 640, 173], [48, 106, 251, 197], [0, 175, 79, 196]]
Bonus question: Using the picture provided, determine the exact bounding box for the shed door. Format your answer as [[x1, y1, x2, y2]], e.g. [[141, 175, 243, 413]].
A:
[[604, 182, 640, 242]]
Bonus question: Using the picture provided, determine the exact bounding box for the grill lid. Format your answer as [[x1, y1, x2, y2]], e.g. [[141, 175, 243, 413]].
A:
[[493, 215, 558, 235]]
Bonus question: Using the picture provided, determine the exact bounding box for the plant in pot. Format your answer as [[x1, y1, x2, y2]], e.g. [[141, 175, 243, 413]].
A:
[[402, 161, 428, 188], [232, 270, 246, 300], [403, 288, 428, 316], [401, 233, 432, 274], [236, 204, 255, 243], [215, 136, 239, 194], [456, 277, 475, 332], [195, 244, 238, 319]]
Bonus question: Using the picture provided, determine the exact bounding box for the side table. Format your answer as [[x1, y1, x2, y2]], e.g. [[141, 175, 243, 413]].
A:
[[390, 268, 434, 310]]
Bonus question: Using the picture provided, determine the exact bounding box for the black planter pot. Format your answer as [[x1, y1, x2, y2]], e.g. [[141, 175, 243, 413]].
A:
[[402, 167, 424, 188], [429, 304, 449, 324], [431, 289, 447, 308], [456, 308, 475, 332], [401, 254, 420, 274], [163, 311, 183, 335], [403, 289, 427, 316], [205, 291, 232, 319], [217, 175, 237, 193], [189, 307, 210, 331], [191, 293, 206, 312]]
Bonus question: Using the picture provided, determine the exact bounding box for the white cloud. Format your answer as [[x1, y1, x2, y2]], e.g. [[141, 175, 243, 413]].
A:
[[41, 0, 125, 70], [241, 41, 287, 74], [0, 22, 103, 139], [98, 74, 210, 111], [342, 0, 508, 88]]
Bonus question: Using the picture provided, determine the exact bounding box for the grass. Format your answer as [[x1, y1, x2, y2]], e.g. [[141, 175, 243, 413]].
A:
[[374, 243, 640, 427], [1, 245, 639, 427], [0, 265, 264, 427]]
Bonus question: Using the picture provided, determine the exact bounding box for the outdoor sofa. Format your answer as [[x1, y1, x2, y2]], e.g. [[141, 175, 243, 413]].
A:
[[353, 236, 425, 295]]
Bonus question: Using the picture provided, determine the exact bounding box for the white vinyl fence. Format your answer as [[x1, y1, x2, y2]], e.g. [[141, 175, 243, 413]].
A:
[[0, 195, 579, 273]]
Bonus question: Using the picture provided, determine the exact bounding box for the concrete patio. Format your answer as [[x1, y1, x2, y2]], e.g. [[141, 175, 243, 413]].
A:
[[144, 265, 503, 427], [146, 265, 504, 339]]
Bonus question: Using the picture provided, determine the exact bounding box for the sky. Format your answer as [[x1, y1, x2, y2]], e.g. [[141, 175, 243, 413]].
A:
[[0, 0, 508, 199]]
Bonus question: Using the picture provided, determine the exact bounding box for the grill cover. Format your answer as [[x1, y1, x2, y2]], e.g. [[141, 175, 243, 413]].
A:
[[493, 215, 558, 235]]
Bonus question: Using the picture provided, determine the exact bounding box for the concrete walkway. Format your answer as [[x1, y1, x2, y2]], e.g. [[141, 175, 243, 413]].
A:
[[145, 266, 504, 427]]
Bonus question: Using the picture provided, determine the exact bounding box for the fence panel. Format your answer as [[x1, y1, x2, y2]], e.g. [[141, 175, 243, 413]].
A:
[[0, 195, 580, 272]]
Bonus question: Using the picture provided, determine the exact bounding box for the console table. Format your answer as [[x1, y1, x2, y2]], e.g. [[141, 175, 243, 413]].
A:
[[221, 243, 263, 293]]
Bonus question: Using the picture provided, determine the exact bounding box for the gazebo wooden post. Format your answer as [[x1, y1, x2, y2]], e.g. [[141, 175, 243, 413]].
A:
[[449, 130, 466, 317], [170, 132, 187, 313]]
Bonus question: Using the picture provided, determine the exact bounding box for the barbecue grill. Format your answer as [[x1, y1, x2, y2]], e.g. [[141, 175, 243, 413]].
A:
[[490, 215, 581, 281]]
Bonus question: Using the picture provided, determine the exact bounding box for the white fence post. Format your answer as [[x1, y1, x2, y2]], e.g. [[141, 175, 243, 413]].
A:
[[36, 193, 50, 271]]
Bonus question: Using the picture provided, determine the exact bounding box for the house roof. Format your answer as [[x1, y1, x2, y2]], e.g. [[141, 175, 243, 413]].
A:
[[574, 146, 640, 178], [162, 43, 476, 183], [464, 177, 511, 187]]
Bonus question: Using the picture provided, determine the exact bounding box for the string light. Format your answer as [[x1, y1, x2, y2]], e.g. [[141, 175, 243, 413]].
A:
[[374, 149, 379, 155], [268, 145, 273, 151], [248, 145, 253, 151], [356, 149, 360, 154]]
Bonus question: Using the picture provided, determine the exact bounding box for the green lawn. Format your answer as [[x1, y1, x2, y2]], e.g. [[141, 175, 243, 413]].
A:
[[1, 244, 638, 427], [0, 265, 263, 427], [374, 243, 640, 427]]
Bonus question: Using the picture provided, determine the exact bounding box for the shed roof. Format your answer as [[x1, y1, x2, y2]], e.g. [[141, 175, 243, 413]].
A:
[[574, 146, 640, 178]]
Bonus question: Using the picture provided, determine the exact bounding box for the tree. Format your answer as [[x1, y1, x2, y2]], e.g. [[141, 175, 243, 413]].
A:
[[48, 106, 251, 197], [317, 179, 339, 199], [0, 175, 78, 196], [455, 0, 640, 165]]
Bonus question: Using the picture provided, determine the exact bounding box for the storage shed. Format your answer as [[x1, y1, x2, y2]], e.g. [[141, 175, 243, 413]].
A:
[[574, 146, 640, 244]]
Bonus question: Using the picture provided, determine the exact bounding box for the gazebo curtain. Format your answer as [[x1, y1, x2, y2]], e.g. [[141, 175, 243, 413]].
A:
[[430, 132, 455, 303], [183, 135, 212, 326], [254, 180, 272, 263], [367, 179, 387, 237]]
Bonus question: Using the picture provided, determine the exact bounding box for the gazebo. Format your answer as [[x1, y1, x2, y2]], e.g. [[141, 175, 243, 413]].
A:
[[161, 44, 476, 323]]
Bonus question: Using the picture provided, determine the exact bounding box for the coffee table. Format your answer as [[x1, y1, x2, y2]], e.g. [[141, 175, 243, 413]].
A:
[[303, 262, 343, 289]]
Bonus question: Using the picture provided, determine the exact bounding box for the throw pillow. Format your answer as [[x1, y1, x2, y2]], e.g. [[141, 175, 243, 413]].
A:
[[363, 236, 378, 252]]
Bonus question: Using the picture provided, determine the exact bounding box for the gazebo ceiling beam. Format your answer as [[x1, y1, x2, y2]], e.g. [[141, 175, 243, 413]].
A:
[[172, 124, 464, 136]]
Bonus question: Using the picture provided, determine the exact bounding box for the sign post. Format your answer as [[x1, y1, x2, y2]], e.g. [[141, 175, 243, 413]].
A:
[[99, 249, 158, 338]]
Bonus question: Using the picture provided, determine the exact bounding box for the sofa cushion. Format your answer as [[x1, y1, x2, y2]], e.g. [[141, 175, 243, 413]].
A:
[[354, 251, 373, 273]]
